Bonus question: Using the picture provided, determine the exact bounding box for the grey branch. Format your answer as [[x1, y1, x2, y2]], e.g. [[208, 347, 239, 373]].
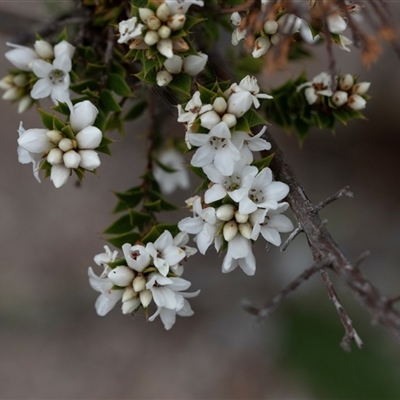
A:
[[313, 186, 354, 213]]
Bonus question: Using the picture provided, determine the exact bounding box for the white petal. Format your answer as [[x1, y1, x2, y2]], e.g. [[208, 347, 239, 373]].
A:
[[30, 78, 52, 100], [50, 164, 70, 188]]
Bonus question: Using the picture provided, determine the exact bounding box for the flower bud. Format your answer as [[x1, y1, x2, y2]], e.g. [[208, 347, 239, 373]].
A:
[[156, 70, 173, 87], [133, 275, 147, 292], [129, 39, 148, 50], [79, 150, 101, 170], [305, 87, 318, 105], [158, 25, 172, 39], [172, 38, 189, 52], [213, 97, 227, 114], [252, 37, 270, 58], [157, 38, 174, 58], [332, 90, 348, 107], [235, 211, 248, 224], [34, 40, 54, 59], [123, 244, 151, 272], [50, 164, 70, 188], [18, 128, 51, 153], [231, 12, 242, 26], [347, 94, 366, 110], [216, 204, 235, 221], [168, 14, 186, 31], [156, 3, 170, 21], [2, 87, 19, 101], [238, 222, 252, 239], [270, 33, 282, 46], [227, 91, 253, 117], [121, 297, 141, 314], [0, 75, 13, 90], [5, 45, 38, 71], [352, 82, 370, 95], [47, 148, 63, 165], [139, 8, 155, 23], [263, 20, 278, 35], [18, 95, 32, 114], [13, 74, 27, 87], [75, 126, 102, 149], [139, 289, 153, 308], [70, 100, 99, 133], [147, 16, 162, 31], [327, 14, 347, 34], [223, 221, 238, 242], [144, 30, 160, 46], [108, 266, 135, 287], [46, 130, 63, 145], [200, 110, 221, 130], [58, 138, 74, 152], [63, 150, 81, 169], [182, 52, 208, 76], [222, 113, 237, 128], [54, 40, 75, 59], [339, 74, 354, 91], [164, 55, 183, 74], [122, 286, 137, 302]]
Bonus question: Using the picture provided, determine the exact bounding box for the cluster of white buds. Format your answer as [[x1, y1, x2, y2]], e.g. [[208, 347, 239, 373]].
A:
[[177, 76, 294, 276], [88, 231, 199, 330], [17, 100, 103, 188], [2, 40, 75, 105], [297, 72, 370, 110]]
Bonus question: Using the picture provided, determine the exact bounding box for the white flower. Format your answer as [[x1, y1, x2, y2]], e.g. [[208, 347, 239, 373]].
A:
[[338, 35, 352, 52], [188, 121, 241, 176], [31, 53, 72, 103], [327, 13, 347, 34], [5, 43, 38, 71], [145, 230, 186, 276], [166, 0, 204, 15], [153, 148, 190, 194], [297, 72, 333, 105], [232, 27, 247, 46], [69, 100, 99, 133], [178, 196, 218, 255], [122, 244, 151, 272], [252, 37, 271, 58], [156, 70, 173, 86], [231, 12, 242, 26], [54, 40, 75, 59], [221, 234, 256, 276], [94, 245, 118, 276], [118, 17, 144, 44], [233, 76, 273, 109], [250, 202, 294, 246], [300, 20, 320, 44]]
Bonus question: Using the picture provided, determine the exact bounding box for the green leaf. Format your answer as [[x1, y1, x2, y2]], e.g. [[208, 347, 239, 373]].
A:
[[294, 118, 310, 142], [141, 226, 161, 244], [155, 223, 180, 237], [70, 80, 99, 94], [61, 124, 75, 140], [38, 109, 54, 130], [197, 84, 216, 104], [111, 61, 126, 78], [52, 101, 70, 116], [106, 232, 141, 248], [57, 28, 68, 43], [103, 214, 132, 234], [153, 157, 178, 173], [252, 153, 274, 170], [108, 73, 133, 97], [235, 116, 251, 133], [169, 73, 192, 99], [97, 136, 114, 155], [124, 100, 147, 121], [53, 115, 66, 131], [86, 63, 105, 75], [105, 112, 124, 135], [135, 67, 157, 85], [113, 188, 143, 212], [185, 15, 205, 31], [100, 89, 122, 112], [243, 108, 268, 128]]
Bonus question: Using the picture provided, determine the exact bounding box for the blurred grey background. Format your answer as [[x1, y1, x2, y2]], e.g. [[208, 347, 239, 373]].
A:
[[1, 1, 400, 399]]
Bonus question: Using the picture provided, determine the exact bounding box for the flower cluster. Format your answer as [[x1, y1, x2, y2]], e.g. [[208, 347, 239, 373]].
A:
[[177, 76, 294, 276], [2, 39, 75, 107], [88, 231, 199, 330], [17, 100, 103, 188], [117, 0, 206, 86], [297, 72, 370, 111]]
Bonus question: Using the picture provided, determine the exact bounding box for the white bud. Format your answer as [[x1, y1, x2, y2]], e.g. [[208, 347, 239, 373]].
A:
[[168, 14, 186, 31], [222, 113, 237, 128], [156, 70, 173, 87], [227, 91, 253, 117], [70, 100, 99, 133], [34, 40, 54, 59], [147, 15, 162, 31], [46, 130, 63, 145], [182, 52, 208, 76], [47, 148, 64, 165], [216, 204, 235, 221], [75, 126, 102, 149], [347, 94, 366, 110], [140, 289, 153, 308], [144, 30, 160, 46], [200, 110, 221, 129], [235, 211, 248, 224], [13, 74, 27, 87], [63, 150, 81, 169], [158, 25, 172, 39], [79, 150, 101, 170], [339, 74, 354, 91], [252, 36, 270, 58], [0, 75, 13, 90], [121, 297, 141, 314], [133, 275, 147, 292], [231, 12, 242, 26], [139, 8, 155, 23], [157, 38, 174, 58], [270, 33, 282, 46], [263, 20, 278, 35], [332, 90, 348, 107], [54, 40, 75, 59], [122, 287, 137, 302], [18, 95, 32, 114], [223, 221, 238, 242], [108, 266, 135, 287], [327, 14, 347, 34], [58, 138, 74, 152], [156, 3, 171, 22], [305, 87, 318, 105], [50, 164, 70, 188], [3, 87, 19, 101], [164, 55, 183, 74], [238, 222, 252, 239], [352, 82, 370, 95], [212, 97, 227, 114], [172, 38, 189, 52]]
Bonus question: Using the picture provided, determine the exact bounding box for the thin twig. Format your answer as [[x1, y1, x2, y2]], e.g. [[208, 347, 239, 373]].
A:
[[280, 224, 303, 252], [313, 186, 353, 213]]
